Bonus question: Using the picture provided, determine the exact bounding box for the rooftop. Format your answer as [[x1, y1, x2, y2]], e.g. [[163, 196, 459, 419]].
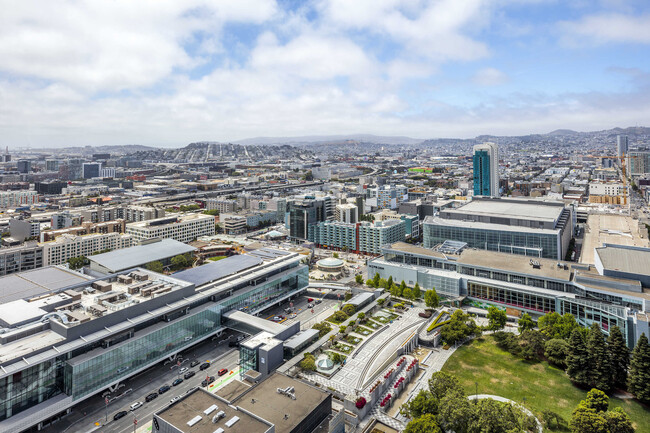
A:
[[0, 266, 91, 304], [595, 244, 650, 277], [156, 388, 271, 433], [447, 197, 565, 223], [386, 241, 446, 259], [88, 239, 196, 272], [174, 254, 262, 286], [424, 216, 561, 234], [581, 214, 650, 264], [232, 373, 330, 433]]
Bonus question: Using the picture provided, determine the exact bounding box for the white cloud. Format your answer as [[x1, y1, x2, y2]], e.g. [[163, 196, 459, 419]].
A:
[[473, 67, 509, 86], [0, 0, 278, 92], [560, 13, 650, 44]]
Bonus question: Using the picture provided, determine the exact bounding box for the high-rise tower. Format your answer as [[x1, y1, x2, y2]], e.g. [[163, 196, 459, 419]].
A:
[[473, 142, 500, 197]]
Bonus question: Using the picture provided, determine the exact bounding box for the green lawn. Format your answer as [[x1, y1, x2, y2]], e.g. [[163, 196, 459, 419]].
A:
[[442, 336, 650, 432], [208, 255, 227, 261]]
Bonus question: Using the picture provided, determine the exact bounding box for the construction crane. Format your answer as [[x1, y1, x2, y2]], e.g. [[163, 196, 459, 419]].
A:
[[587, 154, 639, 214]]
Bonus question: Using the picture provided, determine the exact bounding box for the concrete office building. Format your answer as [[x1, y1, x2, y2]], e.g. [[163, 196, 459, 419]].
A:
[[0, 190, 39, 209], [627, 151, 650, 176], [51, 210, 83, 230], [287, 196, 333, 240], [375, 209, 420, 239], [82, 162, 101, 179], [0, 249, 309, 432], [40, 219, 126, 242], [126, 213, 215, 243], [9, 218, 40, 241], [473, 142, 499, 197], [16, 160, 31, 174], [45, 160, 60, 172], [617, 134, 629, 158], [42, 232, 134, 266], [369, 242, 650, 348], [0, 242, 43, 276], [206, 198, 238, 213], [335, 202, 358, 223], [423, 197, 573, 260]]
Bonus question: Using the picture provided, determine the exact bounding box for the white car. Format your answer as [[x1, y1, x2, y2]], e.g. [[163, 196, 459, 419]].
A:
[[130, 401, 142, 411], [170, 396, 181, 404], [179, 367, 188, 374]]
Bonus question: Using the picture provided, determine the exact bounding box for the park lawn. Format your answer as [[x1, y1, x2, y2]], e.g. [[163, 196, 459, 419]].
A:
[[442, 336, 650, 433], [208, 256, 227, 261]]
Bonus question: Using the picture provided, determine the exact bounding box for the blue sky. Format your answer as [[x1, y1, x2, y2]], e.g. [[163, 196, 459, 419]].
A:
[[1, 0, 650, 147]]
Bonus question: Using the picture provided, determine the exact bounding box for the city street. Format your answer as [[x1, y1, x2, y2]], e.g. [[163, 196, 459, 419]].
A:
[[43, 330, 245, 433]]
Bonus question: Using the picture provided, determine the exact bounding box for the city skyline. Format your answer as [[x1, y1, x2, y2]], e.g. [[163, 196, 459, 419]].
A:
[[1, 1, 650, 147]]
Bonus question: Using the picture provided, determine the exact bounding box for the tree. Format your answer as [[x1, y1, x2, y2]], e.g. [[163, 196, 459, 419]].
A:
[[372, 272, 381, 288], [438, 389, 473, 433], [332, 252, 339, 259], [344, 292, 352, 302], [404, 414, 441, 433], [376, 298, 385, 306], [469, 399, 523, 433], [518, 313, 535, 333], [332, 311, 348, 323], [428, 371, 463, 400], [400, 390, 438, 419], [570, 404, 608, 433], [171, 254, 190, 270], [424, 289, 439, 309], [399, 280, 407, 295], [145, 260, 164, 273], [487, 306, 507, 331], [628, 333, 650, 403], [608, 326, 630, 390], [355, 274, 364, 284], [605, 407, 635, 433], [402, 288, 413, 300], [357, 312, 365, 321], [387, 276, 394, 289], [539, 312, 579, 340], [566, 328, 591, 387], [67, 255, 88, 270], [586, 323, 612, 392], [583, 388, 609, 413], [365, 279, 374, 287], [545, 338, 570, 367], [519, 330, 546, 361], [440, 310, 480, 345], [412, 282, 421, 299], [342, 304, 355, 316], [299, 353, 316, 371], [312, 322, 332, 338], [339, 325, 347, 334]]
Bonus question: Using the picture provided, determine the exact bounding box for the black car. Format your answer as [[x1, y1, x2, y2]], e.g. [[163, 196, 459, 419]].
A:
[[158, 385, 170, 394], [113, 410, 128, 421], [172, 378, 184, 386], [201, 376, 215, 387], [228, 341, 240, 347], [184, 371, 195, 379], [199, 362, 210, 370], [190, 360, 200, 367], [145, 393, 158, 402]]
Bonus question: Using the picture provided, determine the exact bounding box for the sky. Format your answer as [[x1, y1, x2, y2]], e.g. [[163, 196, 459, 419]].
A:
[[2, 0, 650, 148]]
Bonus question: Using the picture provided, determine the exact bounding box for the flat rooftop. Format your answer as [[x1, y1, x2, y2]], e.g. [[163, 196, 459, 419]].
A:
[[233, 373, 330, 433], [455, 249, 573, 281], [581, 214, 650, 265], [0, 266, 91, 304], [0, 330, 65, 364], [174, 254, 262, 286], [225, 311, 289, 337], [595, 245, 650, 277], [385, 241, 446, 259], [88, 239, 196, 272], [447, 198, 564, 223], [156, 388, 270, 433]]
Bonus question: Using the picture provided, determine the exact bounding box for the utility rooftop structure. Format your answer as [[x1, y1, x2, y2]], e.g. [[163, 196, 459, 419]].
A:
[[0, 247, 308, 433], [423, 197, 573, 260]]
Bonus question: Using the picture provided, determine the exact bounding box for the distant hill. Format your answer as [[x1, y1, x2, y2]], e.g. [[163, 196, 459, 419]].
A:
[[547, 129, 580, 136], [235, 134, 424, 146]]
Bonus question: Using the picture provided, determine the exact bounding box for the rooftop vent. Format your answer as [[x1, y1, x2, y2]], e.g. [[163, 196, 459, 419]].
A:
[[224, 416, 240, 427], [204, 404, 218, 415], [187, 415, 202, 427]]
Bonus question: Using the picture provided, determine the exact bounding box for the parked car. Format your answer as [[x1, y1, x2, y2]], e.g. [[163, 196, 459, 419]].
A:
[[145, 393, 158, 402], [129, 402, 142, 411], [307, 298, 314, 302], [228, 341, 240, 347], [307, 303, 314, 308], [170, 396, 181, 404], [218, 368, 228, 376], [190, 360, 200, 367], [199, 362, 211, 370], [271, 316, 283, 322], [201, 376, 216, 387], [113, 411, 128, 420], [315, 299, 322, 304], [172, 378, 184, 386], [158, 385, 170, 394], [179, 367, 188, 374], [184, 370, 196, 379]]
